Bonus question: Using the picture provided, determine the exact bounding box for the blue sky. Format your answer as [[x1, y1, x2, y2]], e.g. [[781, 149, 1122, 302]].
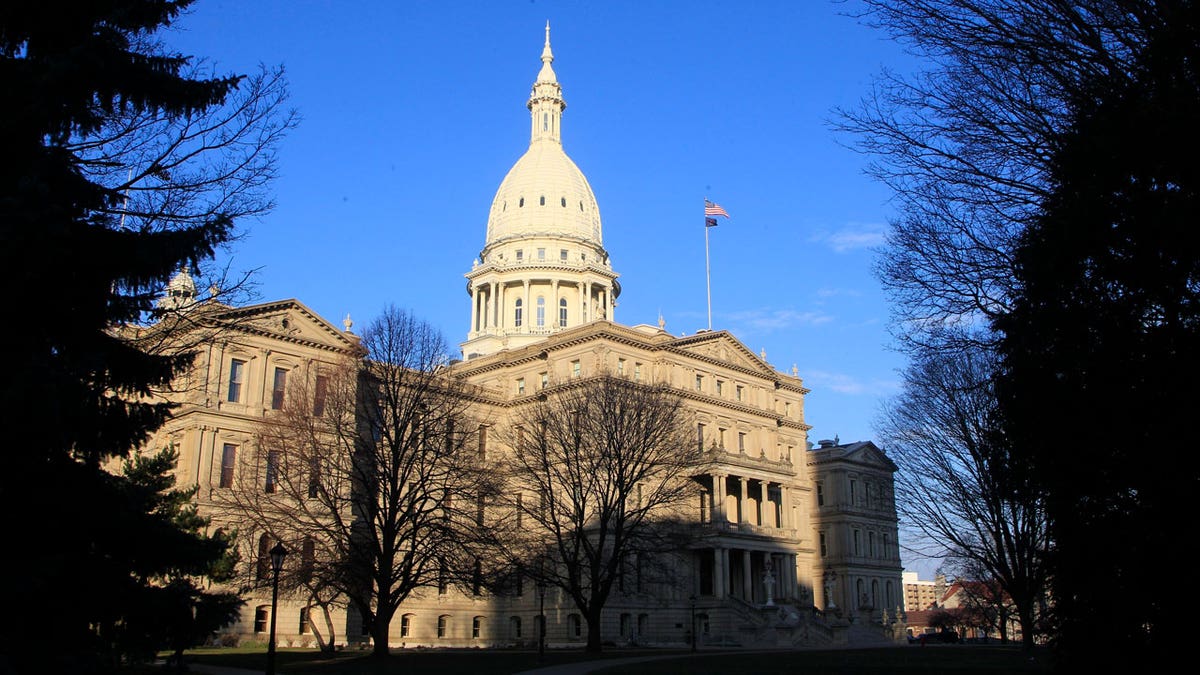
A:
[[168, 1, 934, 575]]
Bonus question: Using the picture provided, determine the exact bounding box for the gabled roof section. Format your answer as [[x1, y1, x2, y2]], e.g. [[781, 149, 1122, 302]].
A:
[[809, 440, 898, 472], [668, 330, 804, 389], [208, 299, 362, 354]]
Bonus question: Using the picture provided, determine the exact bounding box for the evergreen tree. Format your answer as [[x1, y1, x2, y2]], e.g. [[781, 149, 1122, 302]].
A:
[[997, 1, 1200, 667], [0, 2, 286, 670]]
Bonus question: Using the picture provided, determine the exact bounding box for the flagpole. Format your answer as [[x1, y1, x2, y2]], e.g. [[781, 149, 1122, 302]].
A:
[[704, 198, 712, 330]]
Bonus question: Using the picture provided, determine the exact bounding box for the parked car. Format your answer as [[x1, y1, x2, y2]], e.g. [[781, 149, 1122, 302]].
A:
[[908, 630, 959, 644]]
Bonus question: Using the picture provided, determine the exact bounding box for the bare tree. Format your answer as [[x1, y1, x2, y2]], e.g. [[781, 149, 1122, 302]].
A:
[[877, 346, 1046, 649], [836, 0, 1151, 354], [499, 374, 702, 653], [218, 306, 493, 658]]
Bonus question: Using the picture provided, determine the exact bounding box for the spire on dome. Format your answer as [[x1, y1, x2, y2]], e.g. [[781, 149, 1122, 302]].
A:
[[529, 22, 565, 144]]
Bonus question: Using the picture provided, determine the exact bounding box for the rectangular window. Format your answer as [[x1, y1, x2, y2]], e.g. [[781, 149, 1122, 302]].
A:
[[472, 616, 482, 639], [560, 248, 568, 261], [854, 529, 861, 556], [478, 425, 488, 459], [540, 372, 548, 389], [634, 363, 642, 381], [308, 454, 320, 498], [220, 443, 237, 488], [517, 377, 525, 395], [718, 428, 726, 449], [438, 615, 448, 638], [716, 380, 724, 396], [537, 248, 546, 260], [227, 359, 245, 402], [697, 423, 705, 452], [571, 360, 581, 377], [617, 358, 625, 375], [816, 482, 824, 506], [401, 615, 412, 638], [313, 374, 329, 417], [738, 432, 746, 453], [736, 385, 744, 401], [784, 401, 791, 417], [271, 367, 288, 410], [695, 374, 703, 391], [265, 450, 280, 493], [869, 531, 876, 557], [883, 533, 891, 559], [516, 249, 523, 261], [820, 532, 827, 557], [299, 606, 311, 634]]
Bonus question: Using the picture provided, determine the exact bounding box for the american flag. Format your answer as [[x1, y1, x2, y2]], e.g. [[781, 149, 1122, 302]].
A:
[[704, 200, 730, 218]]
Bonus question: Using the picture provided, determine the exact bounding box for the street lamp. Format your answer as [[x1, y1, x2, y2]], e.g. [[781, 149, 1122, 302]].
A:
[[266, 542, 287, 675], [689, 594, 697, 652], [537, 574, 547, 662]]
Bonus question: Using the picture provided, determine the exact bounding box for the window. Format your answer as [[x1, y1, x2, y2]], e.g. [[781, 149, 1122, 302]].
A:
[[543, 113, 548, 131], [697, 613, 710, 636], [884, 533, 891, 559], [820, 532, 827, 557], [716, 380, 724, 396], [559, 298, 568, 326], [634, 363, 642, 381], [539, 195, 545, 206], [537, 248, 546, 260], [540, 372, 548, 389], [517, 377, 525, 395], [561, 197, 567, 208], [220, 443, 237, 488], [264, 450, 279, 493], [472, 559, 482, 595], [516, 249, 524, 261], [437, 615, 449, 638], [514, 298, 523, 327], [617, 359, 626, 375], [637, 613, 649, 637], [301, 538, 315, 583], [254, 606, 269, 633], [718, 428, 726, 449], [510, 616, 522, 639], [560, 248, 568, 261], [866, 482, 873, 508], [256, 534, 272, 580], [313, 374, 329, 417], [620, 613, 631, 638], [438, 559, 449, 595], [536, 296, 545, 326], [869, 531, 876, 557], [695, 374, 703, 391], [519, 198, 525, 207], [478, 425, 488, 459], [850, 479, 857, 505], [816, 482, 824, 506], [401, 614, 413, 638], [271, 367, 287, 410], [227, 359, 246, 402], [568, 614, 582, 639], [299, 606, 311, 634], [736, 385, 744, 401], [571, 360, 581, 377], [784, 401, 791, 417], [738, 432, 746, 453], [307, 454, 320, 499], [854, 529, 861, 556], [696, 423, 705, 452], [472, 616, 483, 639]]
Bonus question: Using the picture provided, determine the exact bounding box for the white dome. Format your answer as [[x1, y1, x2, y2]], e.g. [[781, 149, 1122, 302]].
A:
[[485, 140, 602, 247]]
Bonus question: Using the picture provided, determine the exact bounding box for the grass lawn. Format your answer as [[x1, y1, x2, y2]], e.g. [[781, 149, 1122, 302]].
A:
[[182, 645, 1050, 674]]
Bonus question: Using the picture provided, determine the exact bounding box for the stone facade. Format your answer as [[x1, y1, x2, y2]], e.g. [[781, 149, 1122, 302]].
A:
[[143, 25, 903, 649]]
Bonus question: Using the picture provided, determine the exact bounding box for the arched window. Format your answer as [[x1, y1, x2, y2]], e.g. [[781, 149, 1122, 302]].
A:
[[300, 537, 315, 582], [637, 613, 649, 638], [620, 613, 631, 638], [886, 580, 894, 608], [561, 197, 567, 207], [401, 613, 414, 638], [519, 197, 524, 207], [536, 296, 545, 327], [510, 615, 522, 639], [559, 298, 567, 327], [856, 579, 866, 608], [472, 615, 484, 639], [871, 580, 880, 609], [437, 615, 450, 638], [514, 298, 523, 327], [568, 614, 582, 639], [539, 195, 546, 206], [254, 605, 270, 633]]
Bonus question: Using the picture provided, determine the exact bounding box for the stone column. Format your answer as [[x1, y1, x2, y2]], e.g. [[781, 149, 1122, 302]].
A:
[[715, 547, 727, 598], [742, 550, 753, 601], [552, 280, 559, 327], [523, 280, 531, 330], [497, 283, 505, 329], [490, 281, 499, 328], [714, 474, 727, 523], [758, 480, 768, 526], [469, 284, 479, 333], [739, 476, 749, 523], [781, 485, 791, 529]]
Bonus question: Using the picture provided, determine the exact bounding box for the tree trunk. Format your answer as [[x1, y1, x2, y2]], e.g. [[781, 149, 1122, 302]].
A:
[[586, 609, 604, 653], [1018, 605, 1036, 651]]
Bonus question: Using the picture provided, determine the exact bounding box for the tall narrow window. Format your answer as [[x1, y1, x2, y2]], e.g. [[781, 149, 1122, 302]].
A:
[[559, 298, 568, 326], [571, 360, 581, 377], [617, 359, 626, 375], [478, 425, 488, 460], [537, 248, 546, 260], [854, 529, 861, 556], [227, 359, 245, 402], [264, 450, 279, 493], [438, 615, 449, 638], [299, 606, 311, 634], [716, 380, 724, 396], [307, 454, 320, 498], [254, 606, 269, 633], [820, 532, 827, 557], [220, 443, 237, 488], [514, 298, 523, 327], [697, 423, 705, 452], [271, 367, 288, 410], [543, 112, 548, 131], [256, 534, 272, 580], [738, 432, 746, 453], [695, 374, 704, 391], [301, 537, 315, 583], [634, 363, 642, 381], [736, 385, 744, 401], [816, 482, 824, 506], [472, 616, 483, 639], [401, 614, 412, 638], [313, 374, 329, 417], [516, 249, 524, 261], [517, 377, 526, 395], [540, 372, 548, 389], [539, 195, 545, 206], [536, 296, 545, 326]]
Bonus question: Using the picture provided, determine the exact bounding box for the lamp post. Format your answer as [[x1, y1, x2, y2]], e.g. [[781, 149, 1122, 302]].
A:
[[266, 542, 287, 675], [537, 576, 547, 662], [689, 594, 697, 652]]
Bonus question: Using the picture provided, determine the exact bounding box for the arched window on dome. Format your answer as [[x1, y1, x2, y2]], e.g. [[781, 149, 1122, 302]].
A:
[[514, 299, 523, 327], [539, 195, 545, 206], [579, 201, 584, 211], [559, 298, 567, 327], [561, 197, 566, 207], [536, 296, 545, 327], [519, 197, 525, 207]]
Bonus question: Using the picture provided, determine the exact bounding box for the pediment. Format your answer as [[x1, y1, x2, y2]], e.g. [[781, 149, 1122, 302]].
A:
[[669, 331, 774, 376], [843, 441, 898, 471], [216, 299, 359, 353]]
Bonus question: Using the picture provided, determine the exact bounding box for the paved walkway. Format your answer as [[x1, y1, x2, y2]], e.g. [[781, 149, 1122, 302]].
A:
[[512, 652, 706, 675]]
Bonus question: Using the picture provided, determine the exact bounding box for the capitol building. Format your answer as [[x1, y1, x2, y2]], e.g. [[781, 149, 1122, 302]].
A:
[[148, 26, 903, 649]]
